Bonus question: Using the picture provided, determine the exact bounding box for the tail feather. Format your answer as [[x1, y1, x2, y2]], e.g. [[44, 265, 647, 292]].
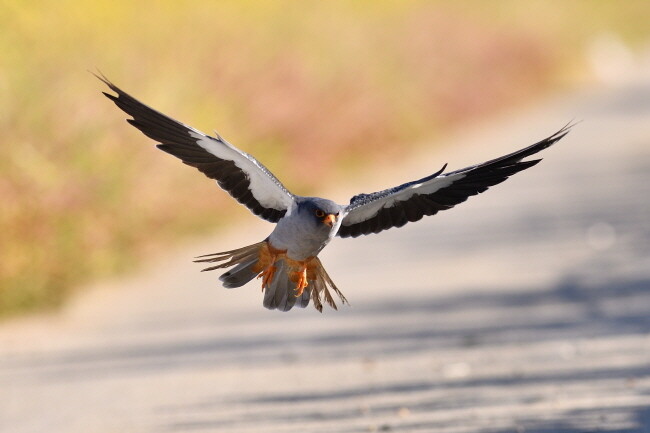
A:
[[195, 241, 348, 312], [310, 275, 325, 312], [219, 258, 259, 288], [263, 260, 296, 312], [313, 258, 349, 307], [262, 256, 348, 312], [297, 286, 311, 309], [195, 241, 264, 288]]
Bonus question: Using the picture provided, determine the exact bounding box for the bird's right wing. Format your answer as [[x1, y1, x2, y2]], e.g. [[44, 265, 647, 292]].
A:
[[338, 125, 572, 238], [98, 74, 295, 223]]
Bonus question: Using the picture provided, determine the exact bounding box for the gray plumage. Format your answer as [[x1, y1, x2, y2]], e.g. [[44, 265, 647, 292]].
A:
[[220, 259, 259, 289], [263, 259, 293, 311]]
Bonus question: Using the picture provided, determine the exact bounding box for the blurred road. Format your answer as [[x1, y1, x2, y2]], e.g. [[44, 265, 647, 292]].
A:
[[2, 77, 650, 433]]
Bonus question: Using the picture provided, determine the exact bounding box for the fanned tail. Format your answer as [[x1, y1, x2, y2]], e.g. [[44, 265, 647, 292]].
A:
[[195, 241, 348, 312], [262, 256, 348, 312], [310, 257, 348, 312], [194, 241, 264, 289]]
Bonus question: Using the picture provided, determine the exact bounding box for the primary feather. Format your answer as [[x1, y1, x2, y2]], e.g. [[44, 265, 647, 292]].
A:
[[338, 124, 572, 238], [97, 73, 295, 223]]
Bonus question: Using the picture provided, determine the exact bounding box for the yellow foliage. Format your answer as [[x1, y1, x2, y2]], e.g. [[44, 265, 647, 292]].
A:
[[1, 0, 649, 315]]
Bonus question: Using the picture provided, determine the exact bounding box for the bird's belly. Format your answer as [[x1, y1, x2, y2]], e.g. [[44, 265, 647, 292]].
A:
[[288, 237, 328, 260], [268, 224, 331, 261]]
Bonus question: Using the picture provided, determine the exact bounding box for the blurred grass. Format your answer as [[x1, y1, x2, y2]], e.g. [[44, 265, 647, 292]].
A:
[[1, 0, 649, 316]]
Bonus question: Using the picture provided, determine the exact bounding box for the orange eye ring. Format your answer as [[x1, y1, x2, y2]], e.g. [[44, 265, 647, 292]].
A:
[[314, 209, 325, 218]]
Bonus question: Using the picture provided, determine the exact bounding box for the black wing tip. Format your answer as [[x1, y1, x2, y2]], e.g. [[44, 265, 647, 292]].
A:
[[561, 118, 581, 131], [515, 158, 543, 170], [435, 162, 448, 177], [493, 120, 576, 166], [95, 72, 132, 112], [91, 69, 119, 94], [93, 70, 138, 108], [547, 119, 579, 143], [89, 68, 108, 83], [101, 91, 117, 101]]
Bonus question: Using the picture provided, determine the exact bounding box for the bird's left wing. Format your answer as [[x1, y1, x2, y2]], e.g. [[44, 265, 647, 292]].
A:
[[338, 125, 572, 238], [98, 75, 295, 223]]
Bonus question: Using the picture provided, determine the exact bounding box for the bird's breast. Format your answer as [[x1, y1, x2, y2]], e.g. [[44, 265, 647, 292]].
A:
[[268, 215, 334, 261]]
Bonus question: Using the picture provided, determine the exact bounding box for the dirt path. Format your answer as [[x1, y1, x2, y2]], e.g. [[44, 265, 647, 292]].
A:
[[2, 77, 650, 433]]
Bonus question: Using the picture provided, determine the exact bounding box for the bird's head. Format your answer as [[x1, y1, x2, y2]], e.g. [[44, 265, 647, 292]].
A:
[[298, 198, 341, 229]]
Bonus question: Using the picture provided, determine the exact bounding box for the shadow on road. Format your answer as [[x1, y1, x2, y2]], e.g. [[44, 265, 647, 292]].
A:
[[4, 275, 649, 374], [4, 274, 648, 432], [159, 277, 650, 433]]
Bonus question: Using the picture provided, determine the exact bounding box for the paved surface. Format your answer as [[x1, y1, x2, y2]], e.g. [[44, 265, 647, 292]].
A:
[[2, 77, 650, 433]]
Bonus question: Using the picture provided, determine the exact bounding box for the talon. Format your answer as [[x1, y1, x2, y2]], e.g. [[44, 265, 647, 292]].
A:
[[253, 242, 286, 292], [258, 265, 277, 291], [293, 267, 309, 297]]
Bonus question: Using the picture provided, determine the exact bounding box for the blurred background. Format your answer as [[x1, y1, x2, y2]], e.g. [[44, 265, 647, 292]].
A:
[[1, 0, 650, 316], [3, 2, 650, 433]]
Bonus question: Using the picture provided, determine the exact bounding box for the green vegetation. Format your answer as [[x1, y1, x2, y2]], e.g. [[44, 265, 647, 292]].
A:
[[1, 1, 649, 316]]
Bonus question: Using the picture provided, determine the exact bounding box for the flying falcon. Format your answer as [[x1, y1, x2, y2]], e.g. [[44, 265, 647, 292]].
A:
[[98, 75, 571, 312]]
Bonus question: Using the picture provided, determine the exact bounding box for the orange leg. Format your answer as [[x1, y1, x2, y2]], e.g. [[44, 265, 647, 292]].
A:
[[258, 265, 277, 291], [253, 242, 286, 292], [293, 266, 309, 297], [288, 258, 317, 297]]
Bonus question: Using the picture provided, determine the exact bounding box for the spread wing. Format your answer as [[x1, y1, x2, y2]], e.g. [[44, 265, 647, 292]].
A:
[[338, 125, 572, 238], [98, 74, 295, 223]]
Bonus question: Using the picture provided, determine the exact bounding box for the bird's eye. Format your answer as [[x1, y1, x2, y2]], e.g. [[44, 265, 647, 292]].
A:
[[315, 209, 325, 218]]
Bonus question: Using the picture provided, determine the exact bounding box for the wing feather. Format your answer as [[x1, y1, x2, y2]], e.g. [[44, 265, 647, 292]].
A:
[[338, 125, 572, 238], [98, 74, 295, 223]]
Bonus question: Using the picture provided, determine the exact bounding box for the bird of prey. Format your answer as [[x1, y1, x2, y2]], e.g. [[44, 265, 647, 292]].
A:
[[98, 74, 571, 312]]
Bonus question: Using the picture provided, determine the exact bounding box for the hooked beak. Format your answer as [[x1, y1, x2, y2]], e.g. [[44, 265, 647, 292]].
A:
[[323, 213, 337, 227]]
